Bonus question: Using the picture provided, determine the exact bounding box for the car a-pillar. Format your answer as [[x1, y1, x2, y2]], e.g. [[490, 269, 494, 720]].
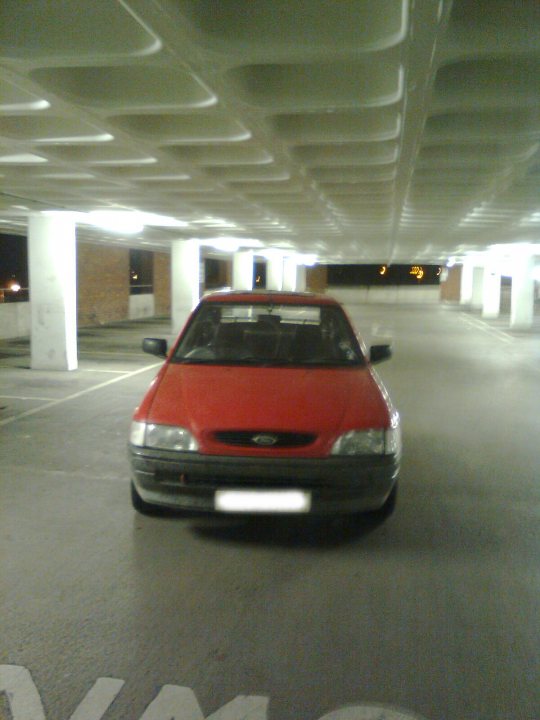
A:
[[28, 213, 78, 371]]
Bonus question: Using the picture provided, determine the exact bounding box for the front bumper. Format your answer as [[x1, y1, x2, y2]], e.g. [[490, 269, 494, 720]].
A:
[[129, 445, 400, 514]]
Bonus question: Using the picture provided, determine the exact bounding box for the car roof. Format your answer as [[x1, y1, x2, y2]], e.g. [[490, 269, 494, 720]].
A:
[[201, 290, 340, 306]]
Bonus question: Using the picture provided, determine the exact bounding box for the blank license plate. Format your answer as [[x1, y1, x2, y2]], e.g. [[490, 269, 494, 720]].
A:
[[215, 489, 311, 513]]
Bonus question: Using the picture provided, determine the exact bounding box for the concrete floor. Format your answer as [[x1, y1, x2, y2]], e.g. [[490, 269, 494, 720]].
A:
[[1, 305, 539, 720]]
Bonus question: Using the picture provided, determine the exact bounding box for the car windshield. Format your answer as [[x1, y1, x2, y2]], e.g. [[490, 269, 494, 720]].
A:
[[172, 302, 365, 366]]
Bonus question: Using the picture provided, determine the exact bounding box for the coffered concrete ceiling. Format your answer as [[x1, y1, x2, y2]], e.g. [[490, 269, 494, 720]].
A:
[[1, 1, 539, 263]]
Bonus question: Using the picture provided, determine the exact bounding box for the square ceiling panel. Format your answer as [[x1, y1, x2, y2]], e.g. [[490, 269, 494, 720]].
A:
[[175, 0, 407, 54], [293, 141, 398, 166], [0, 116, 112, 143], [0, 0, 161, 59], [269, 107, 401, 143], [0, 77, 49, 113], [30, 66, 216, 110], [226, 55, 403, 110], [423, 109, 540, 143], [432, 58, 540, 112], [165, 143, 273, 165], [43, 145, 157, 165], [110, 114, 250, 143]]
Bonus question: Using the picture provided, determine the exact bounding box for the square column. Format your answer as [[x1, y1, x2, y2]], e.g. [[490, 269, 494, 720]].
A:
[[266, 255, 284, 290], [511, 253, 535, 329], [296, 265, 307, 292], [471, 266, 484, 309], [28, 214, 77, 370], [232, 251, 254, 290], [459, 261, 474, 305], [283, 257, 299, 291], [482, 262, 501, 319], [171, 239, 200, 335], [281, 259, 306, 291]]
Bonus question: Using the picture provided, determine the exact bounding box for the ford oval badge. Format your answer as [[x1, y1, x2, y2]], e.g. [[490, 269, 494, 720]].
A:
[[252, 433, 279, 446]]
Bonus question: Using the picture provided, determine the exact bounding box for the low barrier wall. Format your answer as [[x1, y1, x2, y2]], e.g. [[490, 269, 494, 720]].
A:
[[128, 293, 155, 320], [0, 288, 440, 340], [0, 294, 157, 339], [0, 302, 31, 339], [328, 285, 440, 305]]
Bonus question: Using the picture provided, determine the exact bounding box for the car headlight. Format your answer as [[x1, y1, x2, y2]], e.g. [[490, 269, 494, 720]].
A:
[[331, 418, 401, 456], [331, 429, 385, 455], [130, 421, 198, 451]]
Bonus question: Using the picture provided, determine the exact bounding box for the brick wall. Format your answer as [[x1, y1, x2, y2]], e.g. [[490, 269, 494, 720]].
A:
[[77, 244, 129, 326], [153, 252, 171, 315], [440, 265, 462, 302], [306, 265, 328, 292]]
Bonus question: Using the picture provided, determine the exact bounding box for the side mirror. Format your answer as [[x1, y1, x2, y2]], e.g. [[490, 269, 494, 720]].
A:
[[369, 344, 392, 364], [142, 337, 168, 358]]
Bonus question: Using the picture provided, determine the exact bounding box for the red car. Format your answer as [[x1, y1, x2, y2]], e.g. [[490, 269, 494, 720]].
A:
[[129, 291, 400, 518]]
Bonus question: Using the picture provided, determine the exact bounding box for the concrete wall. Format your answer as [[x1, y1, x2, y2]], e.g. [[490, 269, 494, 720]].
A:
[[77, 244, 129, 326], [128, 293, 155, 320], [0, 301, 31, 339], [328, 285, 441, 305]]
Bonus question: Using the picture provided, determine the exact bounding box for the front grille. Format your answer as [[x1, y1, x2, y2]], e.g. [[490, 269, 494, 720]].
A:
[[213, 430, 316, 448]]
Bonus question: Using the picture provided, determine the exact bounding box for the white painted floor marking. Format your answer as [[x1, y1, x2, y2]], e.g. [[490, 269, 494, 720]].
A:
[[79, 350, 157, 357], [0, 665, 430, 720], [205, 696, 269, 720], [138, 686, 269, 720], [137, 685, 204, 720], [0, 362, 161, 428], [458, 313, 513, 343], [67, 678, 125, 720], [80, 369, 130, 374], [0, 665, 46, 720], [0, 395, 57, 401], [318, 705, 428, 719]]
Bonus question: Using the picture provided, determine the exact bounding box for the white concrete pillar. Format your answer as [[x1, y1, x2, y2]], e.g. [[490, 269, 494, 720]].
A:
[[28, 214, 77, 371], [460, 261, 474, 305], [232, 250, 253, 290], [171, 239, 200, 335], [282, 257, 298, 291], [471, 266, 484, 309], [482, 261, 501, 319], [266, 255, 284, 290], [510, 253, 535, 329], [296, 265, 307, 292]]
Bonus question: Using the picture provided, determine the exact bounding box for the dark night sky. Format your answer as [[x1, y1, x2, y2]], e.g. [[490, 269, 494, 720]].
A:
[[0, 233, 28, 287]]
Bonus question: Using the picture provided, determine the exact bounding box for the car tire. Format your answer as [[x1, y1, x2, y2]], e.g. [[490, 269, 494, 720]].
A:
[[370, 481, 397, 520], [130, 481, 162, 516]]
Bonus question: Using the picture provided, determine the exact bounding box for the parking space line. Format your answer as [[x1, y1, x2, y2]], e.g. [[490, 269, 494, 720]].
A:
[[0, 362, 161, 428], [458, 313, 514, 343], [80, 368, 130, 374], [0, 394, 57, 401], [79, 350, 153, 357]]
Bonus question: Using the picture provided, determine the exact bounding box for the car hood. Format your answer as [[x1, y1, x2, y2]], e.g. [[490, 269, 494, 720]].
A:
[[146, 363, 391, 453]]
